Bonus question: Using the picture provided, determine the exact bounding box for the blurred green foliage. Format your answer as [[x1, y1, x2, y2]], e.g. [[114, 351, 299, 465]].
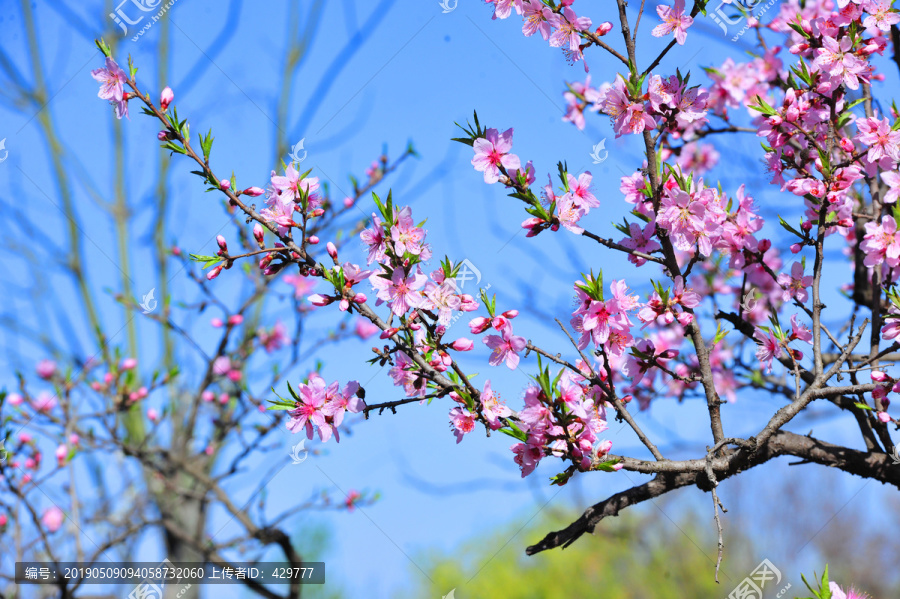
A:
[[405, 507, 760, 599]]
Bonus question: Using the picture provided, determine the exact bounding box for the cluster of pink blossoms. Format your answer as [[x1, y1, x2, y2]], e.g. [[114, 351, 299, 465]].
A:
[[285, 375, 366, 443], [484, 0, 594, 69], [510, 368, 613, 477], [562, 71, 709, 138]]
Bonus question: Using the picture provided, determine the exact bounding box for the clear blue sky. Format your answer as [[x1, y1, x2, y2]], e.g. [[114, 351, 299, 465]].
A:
[[1, 1, 897, 597]]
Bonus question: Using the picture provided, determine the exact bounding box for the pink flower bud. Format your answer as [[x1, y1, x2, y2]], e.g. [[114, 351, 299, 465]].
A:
[[343, 197, 354, 208], [596, 439, 613, 455], [219, 393, 230, 405], [120, 358, 137, 371], [216, 235, 228, 251], [104, 372, 114, 384], [253, 223, 265, 245], [0, 514, 7, 527], [227, 314, 244, 326], [502, 310, 519, 319], [839, 137, 854, 153], [160, 86, 174, 110], [596, 21, 613, 35], [872, 370, 889, 382], [243, 186, 265, 197], [69, 434, 80, 445], [469, 317, 491, 334], [450, 338, 474, 351], [877, 411, 891, 423], [202, 390, 215, 402], [758, 239, 771, 253], [676, 312, 693, 327], [308, 235, 320, 245], [8, 393, 23, 406], [207, 265, 224, 280], [210, 318, 223, 328], [172, 246, 182, 256], [311, 208, 325, 217], [19, 433, 33, 444], [55, 445, 68, 463], [801, 220, 812, 232], [353, 293, 367, 303], [790, 243, 802, 254], [380, 327, 399, 339], [327, 242, 338, 260], [147, 408, 159, 422], [219, 179, 231, 190], [491, 316, 510, 331], [36, 359, 57, 379], [227, 369, 242, 382], [157, 131, 171, 141], [309, 294, 333, 306], [658, 349, 680, 360]]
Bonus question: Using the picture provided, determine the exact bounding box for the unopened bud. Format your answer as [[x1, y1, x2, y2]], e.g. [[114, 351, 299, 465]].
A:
[[596, 21, 613, 35], [353, 293, 367, 303], [502, 310, 519, 319], [160, 86, 174, 111], [243, 186, 265, 197], [469, 317, 491, 334], [216, 235, 228, 252], [450, 338, 474, 351], [207, 265, 224, 280], [308, 235, 320, 245], [839, 137, 854, 153], [219, 179, 231, 190], [253, 223, 265, 247], [758, 239, 771, 253], [309, 294, 333, 306], [327, 241, 338, 260]]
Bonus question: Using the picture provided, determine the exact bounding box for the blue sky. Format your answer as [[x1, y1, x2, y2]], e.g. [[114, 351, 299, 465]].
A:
[[1, 0, 898, 597]]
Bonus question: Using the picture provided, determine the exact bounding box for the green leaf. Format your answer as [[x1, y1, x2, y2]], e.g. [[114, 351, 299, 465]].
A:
[[94, 38, 112, 58], [594, 458, 621, 472]]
